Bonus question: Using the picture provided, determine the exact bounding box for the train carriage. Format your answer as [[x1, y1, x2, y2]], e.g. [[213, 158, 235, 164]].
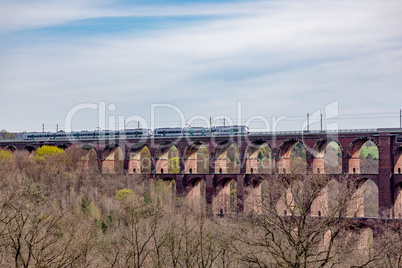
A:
[[153, 128, 183, 137]]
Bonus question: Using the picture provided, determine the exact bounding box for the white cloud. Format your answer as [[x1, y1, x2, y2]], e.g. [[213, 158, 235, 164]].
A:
[[0, 0, 401, 131]]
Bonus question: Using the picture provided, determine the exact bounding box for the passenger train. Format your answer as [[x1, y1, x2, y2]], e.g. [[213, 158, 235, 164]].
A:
[[22, 126, 249, 141]]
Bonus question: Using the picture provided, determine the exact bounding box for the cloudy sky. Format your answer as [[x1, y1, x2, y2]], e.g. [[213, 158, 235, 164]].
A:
[[1, 0, 401, 133]]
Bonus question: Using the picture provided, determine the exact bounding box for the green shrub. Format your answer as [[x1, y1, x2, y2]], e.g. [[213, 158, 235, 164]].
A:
[[0, 150, 12, 160], [115, 188, 135, 202], [36, 145, 64, 158]]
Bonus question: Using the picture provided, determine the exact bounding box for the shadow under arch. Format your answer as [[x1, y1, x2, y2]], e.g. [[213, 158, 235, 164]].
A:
[[214, 140, 240, 174], [183, 141, 209, 174], [245, 140, 273, 174]]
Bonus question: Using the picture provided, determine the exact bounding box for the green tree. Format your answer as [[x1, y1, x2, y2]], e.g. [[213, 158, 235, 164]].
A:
[[115, 188, 135, 202]]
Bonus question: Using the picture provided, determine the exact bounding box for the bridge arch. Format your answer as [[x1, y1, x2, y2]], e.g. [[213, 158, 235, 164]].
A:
[[185, 177, 206, 209], [393, 146, 402, 174], [57, 144, 69, 150], [24, 145, 36, 153], [184, 142, 209, 174], [347, 179, 379, 218], [312, 139, 343, 174], [347, 138, 379, 174], [5, 145, 17, 151], [394, 183, 402, 218], [244, 177, 263, 214], [101, 144, 124, 174], [278, 139, 307, 174], [64, 145, 98, 170], [245, 141, 273, 174], [214, 141, 240, 174], [155, 177, 176, 209], [344, 225, 374, 263], [214, 177, 237, 214], [155, 142, 181, 174], [129, 143, 152, 174], [310, 179, 340, 217]]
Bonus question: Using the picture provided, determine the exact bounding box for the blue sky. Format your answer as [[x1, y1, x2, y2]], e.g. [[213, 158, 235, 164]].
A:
[[1, 0, 402, 132]]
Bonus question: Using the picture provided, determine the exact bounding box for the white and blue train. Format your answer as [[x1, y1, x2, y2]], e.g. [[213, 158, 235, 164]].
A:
[[152, 125, 248, 137], [22, 126, 249, 141], [22, 129, 152, 141]]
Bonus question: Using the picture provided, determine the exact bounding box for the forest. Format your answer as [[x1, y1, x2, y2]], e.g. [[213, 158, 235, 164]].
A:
[[0, 146, 400, 268]]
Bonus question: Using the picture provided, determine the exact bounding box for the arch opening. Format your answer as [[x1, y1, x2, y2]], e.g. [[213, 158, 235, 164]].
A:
[[156, 144, 180, 174], [245, 142, 273, 174], [244, 178, 263, 214], [214, 141, 240, 174], [24, 145, 36, 153], [348, 139, 378, 174], [394, 183, 402, 218], [5, 146, 16, 152], [310, 179, 340, 217], [347, 179, 379, 218], [323, 141, 342, 174], [184, 142, 209, 174], [214, 178, 237, 214], [186, 178, 206, 211], [154, 178, 176, 210], [129, 145, 152, 174], [394, 146, 402, 174], [71, 146, 98, 171], [289, 141, 307, 174], [102, 145, 124, 174]]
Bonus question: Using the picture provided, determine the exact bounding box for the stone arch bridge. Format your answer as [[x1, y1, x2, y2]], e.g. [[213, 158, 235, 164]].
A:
[[2, 128, 402, 217]]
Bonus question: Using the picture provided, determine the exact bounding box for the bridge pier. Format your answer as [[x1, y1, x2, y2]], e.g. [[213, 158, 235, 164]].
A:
[[378, 135, 393, 212]]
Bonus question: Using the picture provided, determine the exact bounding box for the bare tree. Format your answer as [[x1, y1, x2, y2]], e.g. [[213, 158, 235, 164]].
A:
[[231, 173, 376, 267]]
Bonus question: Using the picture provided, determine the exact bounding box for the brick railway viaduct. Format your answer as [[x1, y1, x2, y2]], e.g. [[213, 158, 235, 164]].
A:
[[2, 128, 402, 218]]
